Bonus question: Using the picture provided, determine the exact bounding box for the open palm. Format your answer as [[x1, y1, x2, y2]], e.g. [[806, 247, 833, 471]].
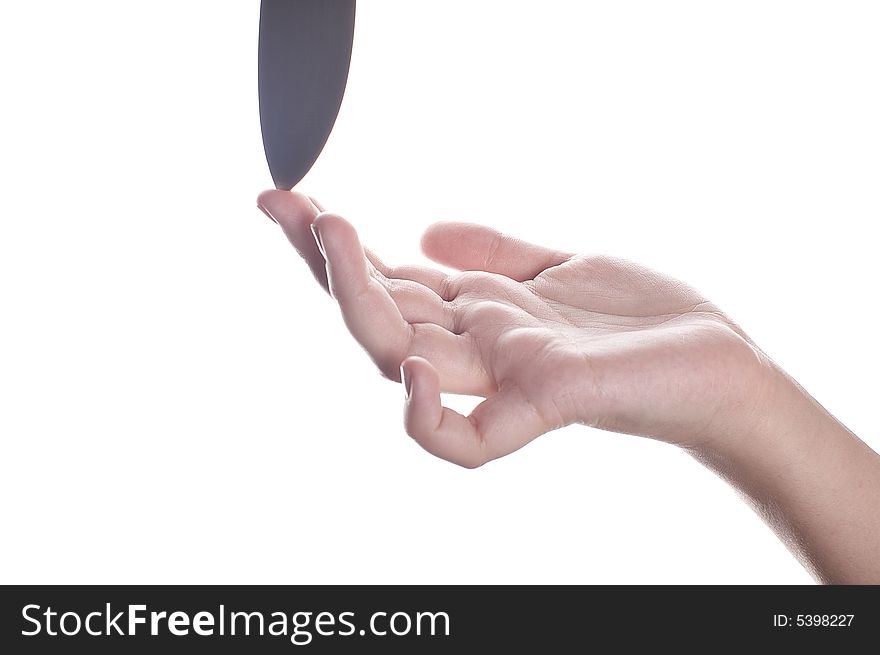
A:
[[259, 191, 768, 467]]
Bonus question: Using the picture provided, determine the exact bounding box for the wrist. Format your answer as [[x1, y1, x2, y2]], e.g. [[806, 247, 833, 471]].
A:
[[691, 357, 811, 460], [686, 356, 880, 584]]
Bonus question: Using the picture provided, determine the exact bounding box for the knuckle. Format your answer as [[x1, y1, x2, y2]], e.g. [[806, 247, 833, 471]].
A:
[[447, 271, 481, 295], [482, 231, 505, 269], [402, 417, 418, 440]]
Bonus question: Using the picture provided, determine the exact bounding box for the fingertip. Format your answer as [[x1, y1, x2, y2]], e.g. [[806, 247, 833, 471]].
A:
[[256, 189, 317, 225], [401, 356, 441, 438], [401, 356, 439, 390], [419, 221, 461, 258], [420, 222, 503, 273], [256, 188, 304, 207], [311, 211, 353, 236], [255, 188, 281, 207], [312, 213, 363, 260], [400, 355, 433, 390]]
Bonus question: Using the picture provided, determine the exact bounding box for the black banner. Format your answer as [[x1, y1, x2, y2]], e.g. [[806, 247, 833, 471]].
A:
[[2, 585, 878, 652]]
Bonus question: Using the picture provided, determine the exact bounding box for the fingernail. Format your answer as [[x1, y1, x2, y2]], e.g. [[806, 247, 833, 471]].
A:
[[400, 364, 413, 399], [311, 222, 326, 257], [257, 204, 277, 225]]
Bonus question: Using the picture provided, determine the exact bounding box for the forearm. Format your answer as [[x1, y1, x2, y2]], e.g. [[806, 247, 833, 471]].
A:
[[691, 366, 880, 584]]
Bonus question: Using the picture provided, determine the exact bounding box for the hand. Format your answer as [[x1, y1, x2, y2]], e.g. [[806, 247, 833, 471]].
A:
[[257, 190, 880, 583], [256, 190, 770, 467]]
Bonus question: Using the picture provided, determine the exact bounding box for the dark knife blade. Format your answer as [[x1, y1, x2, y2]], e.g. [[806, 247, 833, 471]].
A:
[[259, 0, 356, 190]]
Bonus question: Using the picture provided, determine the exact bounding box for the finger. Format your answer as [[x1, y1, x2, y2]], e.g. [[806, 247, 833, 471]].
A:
[[363, 247, 454, 329], [382, 278, 455, 330], [420, 222, 573, 282], [401, 357, 548, 468], [312, 212, 409, 378], [257, 189, 328, 292], [315, 215, 492, 394], [365, 252, 453, 329], [366, 249, 450, 297]]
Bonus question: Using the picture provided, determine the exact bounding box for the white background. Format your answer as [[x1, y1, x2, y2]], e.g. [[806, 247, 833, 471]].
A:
[[1, 1, 878, 584]]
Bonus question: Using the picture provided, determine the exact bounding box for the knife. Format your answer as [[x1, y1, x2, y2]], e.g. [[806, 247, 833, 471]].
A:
[[258, 0, 356, 190]]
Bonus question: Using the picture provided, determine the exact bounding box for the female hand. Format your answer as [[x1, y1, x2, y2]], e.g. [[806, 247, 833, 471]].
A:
[[257, 190, 768, 467], [257, 189, 880, 583]]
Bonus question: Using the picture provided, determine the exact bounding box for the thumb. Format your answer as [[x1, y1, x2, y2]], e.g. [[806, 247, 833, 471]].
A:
[[420, 222, 571, 281]]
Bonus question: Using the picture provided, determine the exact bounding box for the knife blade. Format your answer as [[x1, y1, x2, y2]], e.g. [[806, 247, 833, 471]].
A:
[[258, 0, 356, 190]]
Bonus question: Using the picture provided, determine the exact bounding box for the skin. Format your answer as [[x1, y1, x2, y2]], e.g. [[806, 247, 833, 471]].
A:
[[257, 189, 880, 584]]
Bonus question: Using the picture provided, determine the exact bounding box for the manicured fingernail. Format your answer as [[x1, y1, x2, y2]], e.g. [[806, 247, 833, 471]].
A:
[[311, 222, 326, 257], [257, 204, 277, 225], [400, 364, 413, 399]]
